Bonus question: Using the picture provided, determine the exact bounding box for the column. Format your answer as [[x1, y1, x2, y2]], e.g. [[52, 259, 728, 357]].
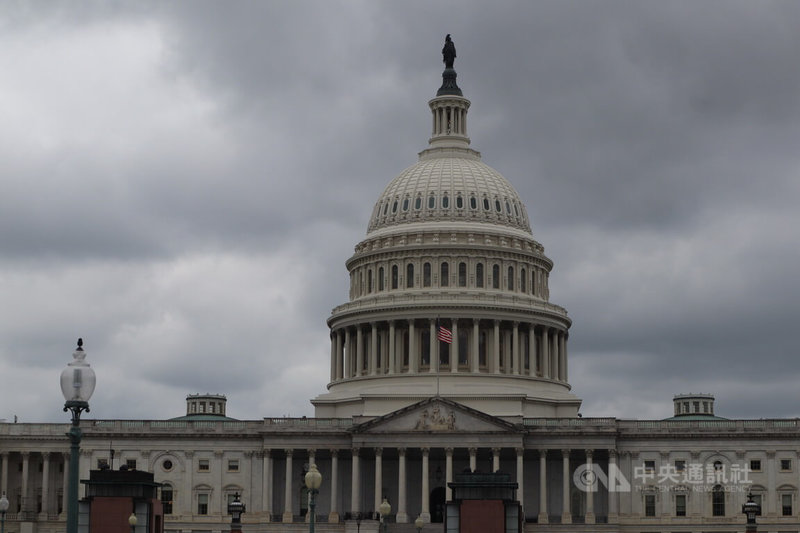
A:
[[492, 320, 500, 374], [503, 330, 511, 373], [561, 449, 571, 523], [388, 322, 396, 374], [21, 452, 29, 513], [541, 328, 550, 378], [344, 328, 352, 377], [0, 453, 8, 499], [429, 320, 437, 374], [329, 450, 339, 523], [351, 448, 361, 514], [471, 319, 480, 373], [409, 321, 417, 373], [516, 448, 524, 510], [41, 452, 50, 516], [512, 322, 520, 374], [539, 450, 548, 523], [558, 332, 566, 381], [563, 334, 568, 381], [282, 449, 293, 523], [445, 448, 454, 501], [62, 452, 69, 516], [608, 450, 619, 521], [767, 450, 777, 516], [306, 449, 316, 525], [421, 448, 431, 522], [451, 320, 459, 373], [469, 448, 477, 472], [356, 327, 364, 377], [374, 448, 383, 511], [528, 324, 537, 376], [397, 448, 408, 523], [370, 323, 378, 375], [262, 450, 273, 520], [335, 330, 343, 380], [551, 331, 560, 381], [492, 448, 501, 473], [330, 333, 336, 382], [585, 449, 595, 523]]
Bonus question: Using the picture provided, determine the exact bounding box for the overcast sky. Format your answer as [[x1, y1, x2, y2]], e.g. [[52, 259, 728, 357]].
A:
[[1, 1, 799, 423]]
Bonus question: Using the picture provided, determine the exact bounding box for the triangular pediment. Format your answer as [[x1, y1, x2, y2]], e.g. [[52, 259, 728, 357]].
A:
[[353, 397, 520, 434]]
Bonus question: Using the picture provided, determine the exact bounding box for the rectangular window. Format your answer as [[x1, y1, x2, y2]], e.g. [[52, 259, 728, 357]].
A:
[[161, 487, 173, 514], [712, 489, 725, 516], [750, 460, 761, 472], [228, 459, 239, 472], [781, 459, 792, 471], [675, 494, 686, 516], [198, 459, 210, 471], [645, 494, 656, 517], [674, 460, 686, 472], [126, 459, 137, 470], [197, 493, 208, 515], [644, 460, 656, 473], [782, 494, 792, 516]]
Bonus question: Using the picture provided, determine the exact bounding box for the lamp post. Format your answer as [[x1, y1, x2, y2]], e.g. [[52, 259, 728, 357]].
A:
[[60, 338, 96, 533], [0, 493, 9, 533], [378, 498, 391, 533], [414, 514, 424, 532], [304, 463, 322, 533], [742, 493, 760, 533], [228, 492, 244, 533], [128, 512, 137, 533]]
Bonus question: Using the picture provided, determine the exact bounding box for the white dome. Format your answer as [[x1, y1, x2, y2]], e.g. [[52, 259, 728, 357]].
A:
[[368, 155, 532, 235]]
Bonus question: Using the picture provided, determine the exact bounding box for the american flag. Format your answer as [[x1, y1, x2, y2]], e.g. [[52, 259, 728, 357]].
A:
[[437, 321, 453, 344]]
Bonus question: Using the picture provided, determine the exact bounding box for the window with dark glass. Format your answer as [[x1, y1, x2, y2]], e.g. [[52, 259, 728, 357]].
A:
[[406, 264, 414, 288], [458, 262, 467, 287], [428, 195, 436, 209], [712, 485, 725, 516], [423, 262, 431, 287], [505, 201, 511, 214], [198, 493, 209, 515], [492, 265, 500, 289], [391, 265, 398, 289], [495, 199, 502, 212], [415, 196, 422, 210], [392, 200, 398, 213], [781, 459, 792, 471], [507, 266, 514, 290], [228, 459, 239, 472], [383, 202, 389, 215], [402, 198, 409, 211], [483, 197, 490, 211], [440, 262, 449, 287], [782, 494, 792, 516], [520, 268, 526, 292], [368, 269, 373, 293], [750, 459, 762, 472], [442, 195, 449, 208], [421, 329, 430, 366], [675, 494, 686, 516], [161, 485, 174, 514], [479, 330, 487, 366], [198, 459, 210, 471], [476, 263, 484, 288], [456, 195, 464, 208], [458, 328, 468, 366], [645, 494, 656, 517], [379, 267, 385, 291], [470, 196, 477, 209]]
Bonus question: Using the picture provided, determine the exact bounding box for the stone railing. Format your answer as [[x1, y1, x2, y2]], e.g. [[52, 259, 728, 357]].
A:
[[522, 418, 800, 432]]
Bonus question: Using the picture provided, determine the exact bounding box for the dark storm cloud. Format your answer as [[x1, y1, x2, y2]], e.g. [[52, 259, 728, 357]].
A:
[[0, 1, 798, 422]]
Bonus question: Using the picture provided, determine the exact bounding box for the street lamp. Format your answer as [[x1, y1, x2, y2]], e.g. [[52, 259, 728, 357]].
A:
[[60, 338, 96, 533], [414, 514, 424, 532], [378, 498, 391, 533], [128, 512, 137, 533], [304, 463, 322, 533], [0, 493, 9, 533], [742, 493, 761, 533], [228, 492, 244, 533]]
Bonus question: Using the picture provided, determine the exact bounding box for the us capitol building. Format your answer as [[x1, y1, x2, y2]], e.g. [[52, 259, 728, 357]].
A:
[[1, 41, 799, 533]]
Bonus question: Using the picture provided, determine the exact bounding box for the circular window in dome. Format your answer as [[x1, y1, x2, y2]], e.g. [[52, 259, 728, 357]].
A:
[[470, 196, 477, 210], [442, 195, 449, 209], [456, 195, 464, 209], [162, 459, 173, 471]]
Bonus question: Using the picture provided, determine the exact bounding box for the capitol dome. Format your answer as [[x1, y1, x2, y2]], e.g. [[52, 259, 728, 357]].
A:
[[313, 56, 580, 419]]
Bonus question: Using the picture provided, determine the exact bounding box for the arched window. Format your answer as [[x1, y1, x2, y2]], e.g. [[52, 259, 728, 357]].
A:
[[470, 196, 478, 210], [414, 196, 422, 210], [440, 262, 449, 287], [456, 195, 464, 209], [392, 200, 398, 213], [495, 199, 502, 212], [368, 269, 373, 293], [428, 195, 436, 209], [483, 197, 490, 211], [391, 265, 398, 289], [505, 200, 511, 214], [423, 262, 432, 287], [476, 263, 484, 288], [492, 264, 500, 289], [507, 266, 514, 290], [520, 268, 526, 293], [406, 263, 414, 288], [383, 201, 389, 215], [712, 485, 725, 516], [161, 484, 174, 514], [378, 267, 385, 291], [402, 198, 409, 211], [458, 262, 467, 287], [442, 195, 450, 209]]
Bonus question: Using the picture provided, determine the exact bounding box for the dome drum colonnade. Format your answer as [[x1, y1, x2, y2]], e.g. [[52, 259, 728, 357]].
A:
[[314, 49, 580, 418]]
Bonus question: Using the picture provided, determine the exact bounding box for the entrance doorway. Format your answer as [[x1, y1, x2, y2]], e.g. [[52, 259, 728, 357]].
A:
[[431, 486, 446, 522]]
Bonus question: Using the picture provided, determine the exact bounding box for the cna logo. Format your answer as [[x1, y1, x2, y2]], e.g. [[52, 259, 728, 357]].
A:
[[573, 463, 631, 492]]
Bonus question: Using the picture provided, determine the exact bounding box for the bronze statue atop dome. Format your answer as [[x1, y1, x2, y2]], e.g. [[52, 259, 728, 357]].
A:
[[442, 34, 456, 69]]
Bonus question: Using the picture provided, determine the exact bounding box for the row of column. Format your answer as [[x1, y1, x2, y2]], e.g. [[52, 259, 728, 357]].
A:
[[0, 451, 68, 518], [330, 320, 567, 382], [432, 101, 467, 137]]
